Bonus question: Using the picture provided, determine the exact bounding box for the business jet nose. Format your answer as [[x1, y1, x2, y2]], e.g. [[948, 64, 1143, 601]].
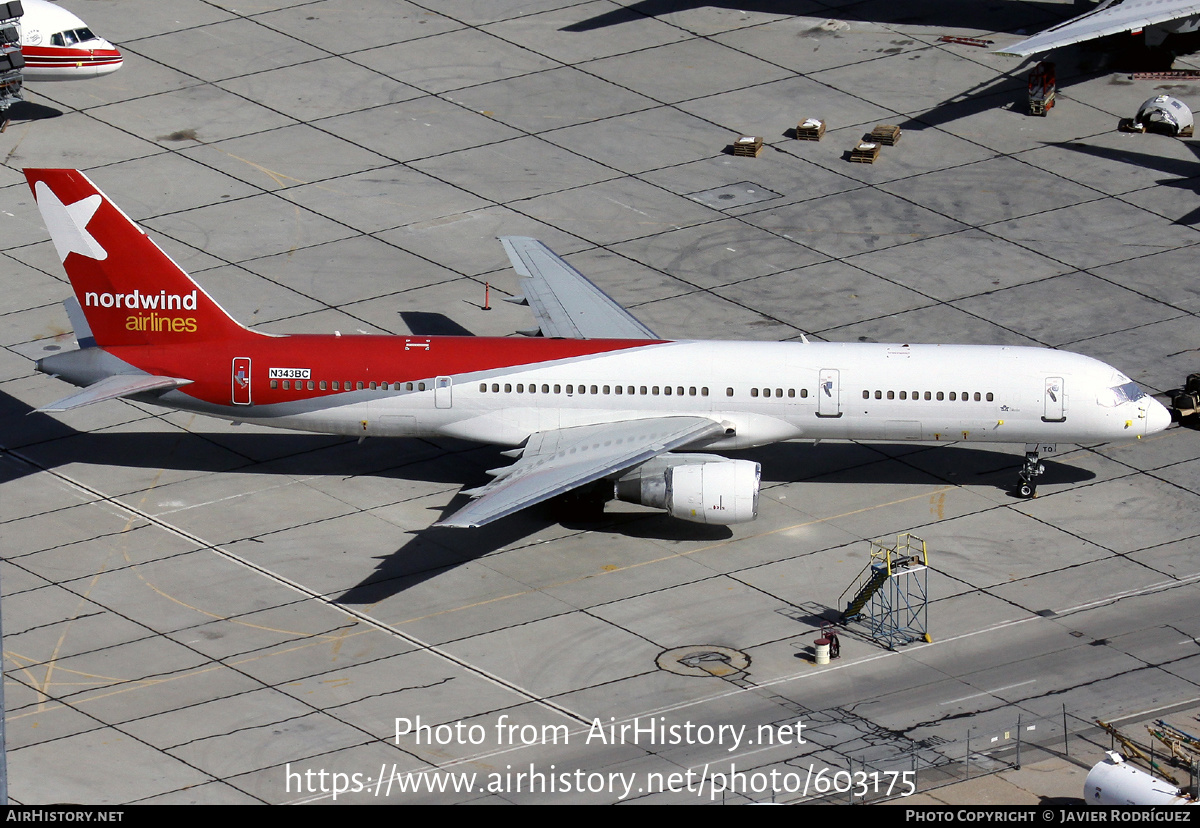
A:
[[1145, 397, 1172, 435]]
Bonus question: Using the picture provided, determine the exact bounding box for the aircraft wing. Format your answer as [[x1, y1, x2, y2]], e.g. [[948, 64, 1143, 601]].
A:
[[434, 416, 724, 528], [996, 0, 1200, 56], [500, 236, 659, 340], [38, 374, 193, 412]]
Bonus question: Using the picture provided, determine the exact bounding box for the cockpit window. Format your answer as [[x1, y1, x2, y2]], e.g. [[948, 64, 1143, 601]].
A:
[[49, 29, 97, 47], [1098, 381, 1145, 407]]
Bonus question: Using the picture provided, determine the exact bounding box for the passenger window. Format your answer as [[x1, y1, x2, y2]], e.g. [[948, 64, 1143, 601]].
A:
[[418, 382, 426, 391], [702, 388, 709, 396], [370, 382, 378, 390], [308, 381, 315, 390], [874, 390, 882, 400], [863, 390, 870, 399], [640, 386, 647, 395], [283, 381, 290, 390], [974, 392, 981, 401], [652, 386, 660, 395], [567, 385, 574, 394], [320, 381, 327, 390], [270, 380, 278, 389], [664, 386, 672, 396], [505, 384, 512, 393], [924, 392, 931, 400], [726, 387, 734, 397], [899, 391, 906, 400], [949, 392, 956, 401], [554, 384, 561, 394], [887, 391, 894, 400], [986, 392, 994, 402], [936, 392, 944, 401], [751, 388, 759, 398], [800, 388, 807, 398], [542, 384, 550, 393]]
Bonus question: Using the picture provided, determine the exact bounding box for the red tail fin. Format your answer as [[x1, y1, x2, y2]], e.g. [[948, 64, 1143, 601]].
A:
[[25, 169, 257, 347]]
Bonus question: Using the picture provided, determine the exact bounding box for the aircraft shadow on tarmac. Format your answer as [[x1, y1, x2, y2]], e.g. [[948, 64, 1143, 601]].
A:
[[560, 0, 1073, 36], [560, 0, 1200, 132], [0, 390, 1094, 603], [1046, 138, 1200, 225], [4, 100, 62, 121]]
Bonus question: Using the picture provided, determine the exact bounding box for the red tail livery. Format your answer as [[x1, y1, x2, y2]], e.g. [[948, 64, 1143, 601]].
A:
[[27, 169, 256, 347]]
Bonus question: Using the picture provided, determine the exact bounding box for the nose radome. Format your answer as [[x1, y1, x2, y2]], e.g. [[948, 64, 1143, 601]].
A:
[[1145, 398, 1172, 435]]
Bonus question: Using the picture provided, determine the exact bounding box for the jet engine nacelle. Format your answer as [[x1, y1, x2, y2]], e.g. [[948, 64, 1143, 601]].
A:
[[615, 454, 761, 525]]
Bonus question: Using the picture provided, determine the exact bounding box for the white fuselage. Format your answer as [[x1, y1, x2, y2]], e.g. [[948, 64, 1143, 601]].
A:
[[170, 341, 1169, 450]]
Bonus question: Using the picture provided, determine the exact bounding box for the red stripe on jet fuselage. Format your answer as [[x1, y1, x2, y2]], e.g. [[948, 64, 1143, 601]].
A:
[[21, 46, 122, 67], [107, 334, 666, 407]]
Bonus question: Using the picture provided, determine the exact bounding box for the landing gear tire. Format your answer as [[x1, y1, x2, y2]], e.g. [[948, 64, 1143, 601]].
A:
[[1017, 482, 1035, 499]]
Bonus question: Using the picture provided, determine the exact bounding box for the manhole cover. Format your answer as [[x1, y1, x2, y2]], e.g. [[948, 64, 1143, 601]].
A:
[[688, 182, 780, 210], [657, 645, 751, 677]]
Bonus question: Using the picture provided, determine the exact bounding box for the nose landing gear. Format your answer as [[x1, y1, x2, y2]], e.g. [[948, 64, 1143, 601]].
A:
[[1015, 448, 1046, 498]]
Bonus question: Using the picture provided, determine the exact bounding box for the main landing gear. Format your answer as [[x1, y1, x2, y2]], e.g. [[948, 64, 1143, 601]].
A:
[[1015, 447, 1047, 498]]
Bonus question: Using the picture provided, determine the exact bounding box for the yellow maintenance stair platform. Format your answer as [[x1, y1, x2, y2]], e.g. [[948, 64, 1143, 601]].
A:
[[838, 533, 931, 649]]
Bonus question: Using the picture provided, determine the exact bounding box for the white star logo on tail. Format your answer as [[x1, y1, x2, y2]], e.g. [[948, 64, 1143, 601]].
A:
[[34, 180, 108, 262]]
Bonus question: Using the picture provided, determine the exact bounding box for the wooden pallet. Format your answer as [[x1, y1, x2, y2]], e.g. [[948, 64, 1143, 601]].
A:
[[850, 141, 881, 163], [869, 124, 901, 145], [795, 118, 825, 141], [938, 35, 993, 47], [1129, 70, 1200, 80], [732, 136, 763, 157]]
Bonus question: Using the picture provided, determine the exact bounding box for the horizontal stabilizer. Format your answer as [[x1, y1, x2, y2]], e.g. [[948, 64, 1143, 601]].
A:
[[38, 374, 192, 412]]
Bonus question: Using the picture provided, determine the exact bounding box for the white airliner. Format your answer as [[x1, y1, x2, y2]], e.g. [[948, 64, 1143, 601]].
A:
[[998, 0, 1200, 57], [23, 169, 1172, 528], [13, 0, 121, 81]]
